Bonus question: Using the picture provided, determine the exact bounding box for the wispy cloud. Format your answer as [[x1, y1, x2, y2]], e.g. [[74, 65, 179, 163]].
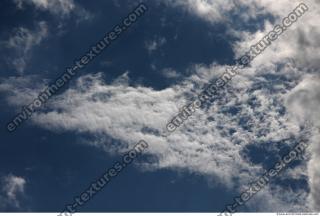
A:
[[13, 0, 93, 22], [1, 21, 48, 74], [145, 36, 166, 53], [14, 0, 75, 16], [0, 174, 26, 209]]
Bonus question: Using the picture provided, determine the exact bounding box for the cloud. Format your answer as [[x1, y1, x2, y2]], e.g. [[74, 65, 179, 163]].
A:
[[145, 36, 167, 53], [1, 21, 48, 73], [1, 0, 319, 211], [0, 75, 46, 107], [161, 68, 181, 79], [285, 75, 320, 211], [0, 63, 314, 211], [164, 0, 314, 26], [285, 75, 320, 126], [0, 174, 26, 209], [5, 21, 48, 53], [164, 0, 236, 23], [229, 0, 320, 209], [2, 0, 92, 74], [245, 185, 309, 212], [0, 69, 264, 188], [14, 0, 75, 16], [13, 0, 92, 21], [0, 63, 307, 190]]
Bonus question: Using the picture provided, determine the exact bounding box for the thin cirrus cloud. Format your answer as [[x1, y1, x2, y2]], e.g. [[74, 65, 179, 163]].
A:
[[0, 174, 26, 209], [145, 36, 167, 53], [1, 21, 48, 74], [14, 0, 76, 16], [1, 0, 93, 74], [13, 0, 93, 21]]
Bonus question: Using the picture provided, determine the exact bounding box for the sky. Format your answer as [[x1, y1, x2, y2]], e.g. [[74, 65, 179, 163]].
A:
[[0, 0, 319, 213]]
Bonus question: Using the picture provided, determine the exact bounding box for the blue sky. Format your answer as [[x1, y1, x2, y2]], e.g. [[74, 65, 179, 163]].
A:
[[0, 0, 319, 213]]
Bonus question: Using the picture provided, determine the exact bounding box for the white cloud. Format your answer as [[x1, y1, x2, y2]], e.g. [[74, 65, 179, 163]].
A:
[[145, 37, 167, 53], [0, 69, 264, 188], [1, 0, 319, 211], [161, 68, 180, 79], [164, 1, 320, 209], [13, 0, 92, 21], [6, 21, 48, 53], [164, 0, 313, 26], [0, 174, 26, 209], [2, 21, 48, 73], [14, 0, 75, 15], [245, 186, 309, 212], [0, 64, 314, 211], [285, 75, 320, 211], [0, 64, 306, 189], [0, 75, 46, 107], [164, 0, 236, 23], [285, 75, 320, 126]]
